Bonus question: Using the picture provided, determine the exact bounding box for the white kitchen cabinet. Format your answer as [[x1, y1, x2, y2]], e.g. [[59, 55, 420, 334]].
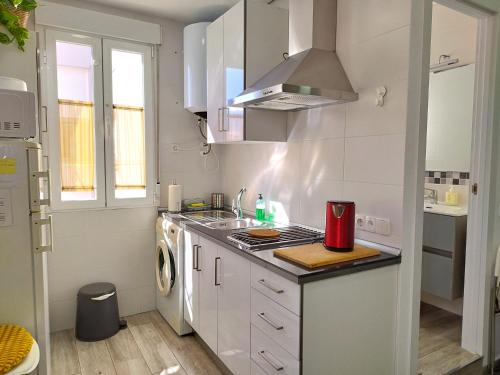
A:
[[198, 236, 219, 353], [183, 230, 200, 331], [218, 246, 251, 375], [206, 0, 289, 143], [206, 15, 225, 144]]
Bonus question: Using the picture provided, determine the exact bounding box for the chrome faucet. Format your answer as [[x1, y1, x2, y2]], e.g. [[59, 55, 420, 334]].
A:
[[424, 188, 438, 204], [232, 187, 247, 219]]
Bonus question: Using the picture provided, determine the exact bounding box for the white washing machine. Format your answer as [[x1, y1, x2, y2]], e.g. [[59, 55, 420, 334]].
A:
[[155, 215, 192, 335]]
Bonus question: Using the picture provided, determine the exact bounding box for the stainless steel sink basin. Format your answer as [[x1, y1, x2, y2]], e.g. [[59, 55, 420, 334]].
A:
[[204, 218, 262, 230]]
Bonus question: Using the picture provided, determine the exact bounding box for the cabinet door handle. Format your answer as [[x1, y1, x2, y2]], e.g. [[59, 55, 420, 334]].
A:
[[258, 279, 284, 294], [196, 245, 201, 271], [192, 245, 197, 270], [257, 350, 284, 371], [257, 312, 284, 330], [217, 108, 223, 132], [222, 107, 229, 132], [215, 257, 221, 286]]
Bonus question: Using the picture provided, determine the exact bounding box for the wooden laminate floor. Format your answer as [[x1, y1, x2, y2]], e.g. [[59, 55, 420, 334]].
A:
[[51, 310, 224, 375], [418, 303, 480, 375]]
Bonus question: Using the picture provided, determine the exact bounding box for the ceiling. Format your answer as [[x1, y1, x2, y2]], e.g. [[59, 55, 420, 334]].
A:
[[83, 0, 240, 23]]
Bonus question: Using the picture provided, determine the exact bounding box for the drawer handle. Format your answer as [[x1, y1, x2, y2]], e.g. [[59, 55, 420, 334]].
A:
[[257, 312, 284, 331], [258, 279, 284, 294], [258, 350, 284, 371]]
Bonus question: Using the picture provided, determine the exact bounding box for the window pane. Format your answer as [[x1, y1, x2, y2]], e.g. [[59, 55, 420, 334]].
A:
[[56, 41, 97, 201], [111, 49, 146, 199]]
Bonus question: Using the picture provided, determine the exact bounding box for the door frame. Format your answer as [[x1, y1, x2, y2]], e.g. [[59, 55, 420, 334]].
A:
[[400, 0, 499, 373]]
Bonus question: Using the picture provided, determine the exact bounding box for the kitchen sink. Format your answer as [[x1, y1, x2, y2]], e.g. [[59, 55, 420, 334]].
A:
[[204, 218, 262, 230]]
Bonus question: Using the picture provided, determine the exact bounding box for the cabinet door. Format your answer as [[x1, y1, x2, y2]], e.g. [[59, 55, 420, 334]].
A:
[[198, 236, 219, 353], [206, 16, 225, 144], [183, 230, 199, 331], [223, 0, 245, 142], [218, 246, 251, 375]]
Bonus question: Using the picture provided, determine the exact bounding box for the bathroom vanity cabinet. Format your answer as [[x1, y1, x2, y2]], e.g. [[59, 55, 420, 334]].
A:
[[421, 212, 467, 301]]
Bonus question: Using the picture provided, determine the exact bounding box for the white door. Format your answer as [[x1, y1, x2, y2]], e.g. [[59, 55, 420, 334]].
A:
[[198, 236, 219, 353], [206, 16, 226, 144], [223, 0, 245, 142], [183, 230, 200, 331], [218, 246, 251, 375]]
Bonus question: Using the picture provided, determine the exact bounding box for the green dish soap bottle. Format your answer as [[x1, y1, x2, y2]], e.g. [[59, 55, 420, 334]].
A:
[[256, 194, 266, 221]]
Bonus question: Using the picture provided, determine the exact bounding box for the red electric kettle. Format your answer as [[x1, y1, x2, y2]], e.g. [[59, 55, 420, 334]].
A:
[[324, 201, 355, 252]]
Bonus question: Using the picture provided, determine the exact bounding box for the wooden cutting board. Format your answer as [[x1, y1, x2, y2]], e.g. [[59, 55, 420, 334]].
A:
[[273, 243, 381, 269]]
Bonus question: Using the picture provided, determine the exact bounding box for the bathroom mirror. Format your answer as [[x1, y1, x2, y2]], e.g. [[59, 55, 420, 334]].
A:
[[425, 64, 475, 172]]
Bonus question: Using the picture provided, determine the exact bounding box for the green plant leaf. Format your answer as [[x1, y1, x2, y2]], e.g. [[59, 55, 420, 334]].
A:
[[0, 31, 12, 44], [10, 0, 23, 7], [18, 0, 36, 11]]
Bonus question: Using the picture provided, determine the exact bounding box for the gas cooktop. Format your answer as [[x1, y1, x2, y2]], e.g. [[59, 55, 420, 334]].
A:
[[227, 225, 324, 251]]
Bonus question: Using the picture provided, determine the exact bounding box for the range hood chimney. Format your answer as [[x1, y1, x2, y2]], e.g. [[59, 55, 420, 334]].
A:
[[229, 0, 358, 111]]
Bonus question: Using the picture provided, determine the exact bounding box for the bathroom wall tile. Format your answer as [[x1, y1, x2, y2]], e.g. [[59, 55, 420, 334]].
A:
[[346, 80, 408, 137], [344, 135, 405, 185]]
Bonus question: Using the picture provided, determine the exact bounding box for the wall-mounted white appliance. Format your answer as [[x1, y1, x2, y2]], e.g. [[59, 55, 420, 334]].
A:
[[0, 86, 36, 138], [0, 83, 52, 375], [183, 22, 210, 117]]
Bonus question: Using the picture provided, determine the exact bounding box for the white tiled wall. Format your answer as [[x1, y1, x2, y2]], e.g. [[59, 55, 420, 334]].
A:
[[48, 207, 157, 332], [220, 0, 411, 249]]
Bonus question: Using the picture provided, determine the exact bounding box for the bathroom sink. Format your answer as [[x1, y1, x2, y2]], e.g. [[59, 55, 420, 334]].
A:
[[423, 203, 467, 216], [204, 218, 262, 230]]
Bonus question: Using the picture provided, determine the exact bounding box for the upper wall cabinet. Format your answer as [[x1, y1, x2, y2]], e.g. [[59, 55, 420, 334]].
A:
[[206, 0, 289, 143]]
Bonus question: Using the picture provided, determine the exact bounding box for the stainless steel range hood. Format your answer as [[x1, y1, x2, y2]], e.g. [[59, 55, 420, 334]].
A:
[[229, 0, 358, 111]]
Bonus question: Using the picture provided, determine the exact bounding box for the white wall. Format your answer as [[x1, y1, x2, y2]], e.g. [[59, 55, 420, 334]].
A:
[[221, 0, 411, 249], [0, 1, 221, 332]]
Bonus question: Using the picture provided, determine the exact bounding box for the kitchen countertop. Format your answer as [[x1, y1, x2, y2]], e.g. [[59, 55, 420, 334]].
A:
[[162, 211, 401, 285]]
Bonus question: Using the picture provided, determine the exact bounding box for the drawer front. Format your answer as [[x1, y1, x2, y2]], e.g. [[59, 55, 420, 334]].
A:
[[251, 360, 268, 375], [251, 289, 300, 359], [423, 213, 456, 252], [251, 263, 301, 315], [421, 250, 453, 300], [251, 325, 300, 375]]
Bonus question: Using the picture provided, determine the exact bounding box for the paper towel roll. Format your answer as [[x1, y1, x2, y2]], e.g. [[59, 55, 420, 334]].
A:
[[168, 184, 182, 213]]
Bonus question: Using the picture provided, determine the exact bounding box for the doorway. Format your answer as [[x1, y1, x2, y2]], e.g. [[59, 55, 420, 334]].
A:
[[417, 3, 479, 373], [403, 0, 498, 374]]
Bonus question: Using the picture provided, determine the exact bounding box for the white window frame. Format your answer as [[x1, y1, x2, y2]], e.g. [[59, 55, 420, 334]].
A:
[[45, 29, 106, 210], [102, 39, 155, 207], [43, 29, 156, 210]]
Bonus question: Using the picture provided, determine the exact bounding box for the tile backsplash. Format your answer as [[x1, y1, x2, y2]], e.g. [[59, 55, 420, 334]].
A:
[[425, 171, 470, 185]]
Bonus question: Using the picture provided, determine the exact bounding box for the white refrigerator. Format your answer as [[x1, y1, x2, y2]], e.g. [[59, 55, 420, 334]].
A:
[[0, 87, 52, 375]]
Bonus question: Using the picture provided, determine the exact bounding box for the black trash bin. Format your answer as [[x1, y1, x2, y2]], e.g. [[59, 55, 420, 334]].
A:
[[75, 282, 125, 341]]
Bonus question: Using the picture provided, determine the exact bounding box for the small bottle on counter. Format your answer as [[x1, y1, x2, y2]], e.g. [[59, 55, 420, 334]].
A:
[[445, 187, 459, 206], [256, 194, 266, 221]]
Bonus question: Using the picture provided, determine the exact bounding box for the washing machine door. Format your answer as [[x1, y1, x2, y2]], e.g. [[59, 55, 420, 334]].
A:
[[156, 239, 176, 296]]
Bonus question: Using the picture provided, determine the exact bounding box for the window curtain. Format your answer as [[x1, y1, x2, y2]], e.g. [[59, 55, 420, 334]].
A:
[[58, 99, 95, 191], [113, 105, 146, 189]]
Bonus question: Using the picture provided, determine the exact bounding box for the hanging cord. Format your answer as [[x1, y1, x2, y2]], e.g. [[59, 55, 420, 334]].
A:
[[196, 116, 212, 156]]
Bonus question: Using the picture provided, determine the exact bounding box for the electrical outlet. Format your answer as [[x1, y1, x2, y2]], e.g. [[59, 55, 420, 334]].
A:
[[365, 216, 376, 232], [375, 218, 391, 236], [355, 214, 366, 230]]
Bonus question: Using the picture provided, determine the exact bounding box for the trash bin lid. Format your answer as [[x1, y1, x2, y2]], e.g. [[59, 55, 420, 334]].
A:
[[78, 282, 116, 298]]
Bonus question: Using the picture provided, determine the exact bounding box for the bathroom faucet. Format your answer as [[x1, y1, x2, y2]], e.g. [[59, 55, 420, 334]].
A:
[[424, 188, 438, 204], [232, 187, 247, 219]]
